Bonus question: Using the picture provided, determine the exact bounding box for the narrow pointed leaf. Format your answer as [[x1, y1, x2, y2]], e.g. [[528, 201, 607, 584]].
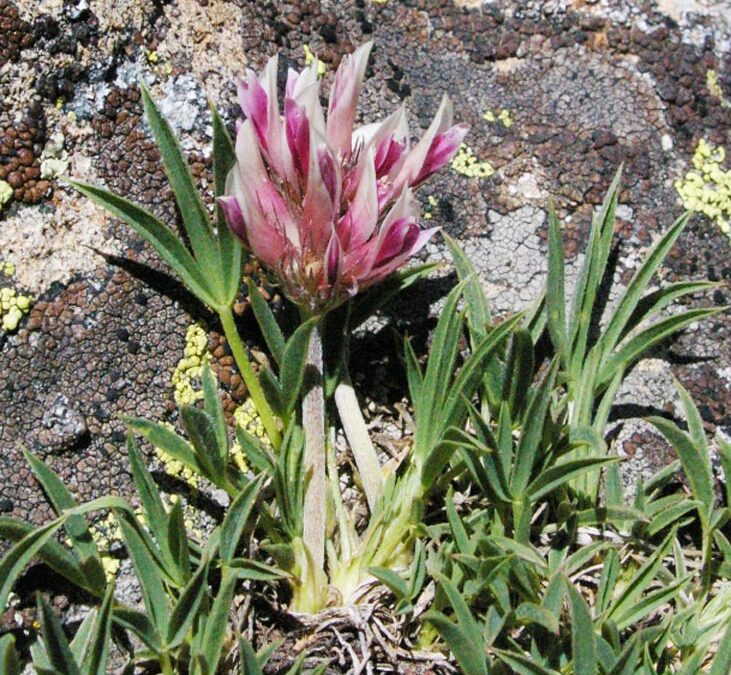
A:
[[563, 575, 597, 675], [528, 456, 618, 501], [180, 405, 225, 483], [81, 583, 114, 675], [202, 363, 229, 466], [166, 556, 210, 648], [220, 475, 265, 564], [280, 317, 319, 413], [125, 416, 204, 476], [0, 635, 20, 675], [70, 180, 217, 307], [546, 204, 567, 359], [37, 594, 82, 675], [247, 280, 285, 366]]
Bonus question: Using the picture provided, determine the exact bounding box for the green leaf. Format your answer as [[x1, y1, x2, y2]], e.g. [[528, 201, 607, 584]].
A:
[[493, 648, 560, 674], [613, 576, 688, 631], [646, 416, 714, 522], [446, 490, 473, 556], [0, 519, 64, 613], [211, 101, 243, 303], [645, 499, 703, 537], [238, 635, 263, 675], [125, 416, 204, 476], [510, 358, 559, 495], [710, 618, 731, 675], [202, 363, 229, 467], [368, 566, 409, 598], [598, 307, 725, 387], [514, 602, 559, 634], [37, 593, 82, 675], [22, 449, 106, 593], [605, 530, 674, 624], [220, 475, 264, 564], [115, 511, 169, 636], [234, 426, 275, 476], [111, 607, 162, 652], [228, 558, 288, 581], [166, 497, 191, 580], [70, 610, 96, 664], [247, 280, 285, 367], [69, 180, 217, 308], [180, 405, 225, 484], [197, 570, 237, 674], [596, 548, 618, 615], [527, 456, 618, 502], [443, 233, 491, 342], [546, 203, 568, 361], [501, 328, 534, 417], [598, 212, 690, 356], [81, 583, 114, 675], [0, 634, 21, 675], [718, 434, 731, 508], [280, 317, 319, 414], [166, 555, 210, 648], [563, 576, 597, 675], [139, 81, 224, 299], [404, 335, 423, 416], [0, 516, 90, 593]]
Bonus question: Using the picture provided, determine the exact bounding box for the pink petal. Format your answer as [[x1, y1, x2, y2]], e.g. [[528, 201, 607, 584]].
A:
[[326, 232, 342, 285], [414, 123, 469, 184], [326, 41, 373, 157], [285, 98, 310, 184], [301, 137, 338, 255], [337, 147, 378, 249], [219, 194, 245, 238]]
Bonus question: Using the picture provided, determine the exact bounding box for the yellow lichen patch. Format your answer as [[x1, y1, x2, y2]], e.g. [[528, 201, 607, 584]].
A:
[[230, 399, 268, 472], [1, 286, 32, 332], [0, 180, 12, 209], [155, 442, 200, 489], [172, 322, 211, 406], [303, 44, 327, 78], [2, 261, 15, 277], [451, 144, 495, 178], [89, 513, 122, 581], [482, 108, 513, 128], [423, 194, 438, 221], [707, 70, 731, 108], [675, 139, 731, 240]]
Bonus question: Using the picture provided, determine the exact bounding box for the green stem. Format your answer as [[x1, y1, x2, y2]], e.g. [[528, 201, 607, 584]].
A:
[[219, 306, 281, 449], [160, 652, 174, 675]]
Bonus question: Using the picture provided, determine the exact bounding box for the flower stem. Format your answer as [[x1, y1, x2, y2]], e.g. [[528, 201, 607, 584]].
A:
[[334, 374, 383, 512], [219, 306, 281, 449], [302, 324, 326, 573]]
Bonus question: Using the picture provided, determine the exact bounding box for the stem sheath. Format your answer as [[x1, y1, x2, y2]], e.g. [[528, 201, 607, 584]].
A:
[[219, 307, 281, 449], [302, 324, 326, 572]]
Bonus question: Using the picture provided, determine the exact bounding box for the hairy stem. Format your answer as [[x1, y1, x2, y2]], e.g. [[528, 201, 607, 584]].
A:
[[302, 324, 326, 573], [219, 307, 281, 449], [334, 375, 383, 512]]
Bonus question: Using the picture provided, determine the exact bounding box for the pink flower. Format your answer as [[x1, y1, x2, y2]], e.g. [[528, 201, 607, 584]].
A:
[[221, 41, 469, 313]]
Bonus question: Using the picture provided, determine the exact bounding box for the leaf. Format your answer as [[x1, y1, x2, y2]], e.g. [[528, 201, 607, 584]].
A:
[[510, 358, 559, 495], [0, 516, 90, 593], [710, 618, 731, 675], [514, 602, 559, 634], [23, 449, 106, 594], [368, 566, 409, 598], [598, 307, 725, 387], [0, 518, 64, 613], [210, 101, 243, 303], [220, 475, 265, 564], [527, 456, 618, 502], [228, 558, 288, 581], [125, 416, 204, 476], [596, 548, 618, 615], [0, 635, 21, 675], [247, 280, 285, 366], [646, 416, 714, 523], [404, 335, 423, 416], [501, 328, 534, 417], [69, 180, 217, 308], [81, 584, 114, 675], [718, 434, 731, 508], [280, 317, 319, 413], [613, 576, 688, 631], [198, 570, 237, 675], [563, 576, 597, 675], [492, 648, 560, 674], [599, 212, 690, 356], [166, 497, 191, 580], [234, 426, 275, 476], [180, 405, 225, 484], [115, 511, 170, 636], [546, 203, 568, 360], [111, 607, 162, 652], [166, 555, 210, 648], [429, 574, 488, 675], [202, 363, 229, 467], [139, 81, 224, 299], [238, 635, 263, 675], [37, 593, 82, 675]]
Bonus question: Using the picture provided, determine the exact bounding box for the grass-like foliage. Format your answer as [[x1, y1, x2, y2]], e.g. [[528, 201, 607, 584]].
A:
[[1, 84, 729, 672]]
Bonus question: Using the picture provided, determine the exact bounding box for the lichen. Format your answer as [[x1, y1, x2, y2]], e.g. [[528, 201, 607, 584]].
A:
[[0, 180, 12, 209], [39, 132, 69, 180], [230, 399, 268, 472], [423, 194, 438, 220], [451, 143, 495, 178], [482, 108, 513, 128], [303, 44, 327, 78], [89, 513, 122, 581], [706, 70, 730, 108], [675, 139, 731, 240], [172, 322, 211, 406], [0, 263, 32, 332]]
